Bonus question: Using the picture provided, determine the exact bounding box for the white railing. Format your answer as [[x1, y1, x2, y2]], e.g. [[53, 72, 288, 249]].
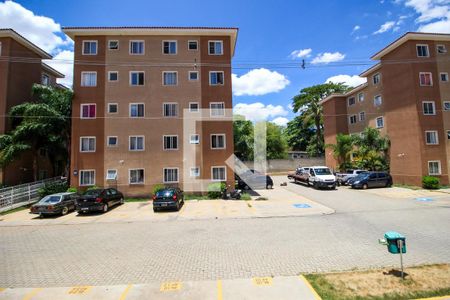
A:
[[0, 177, 67, 213]]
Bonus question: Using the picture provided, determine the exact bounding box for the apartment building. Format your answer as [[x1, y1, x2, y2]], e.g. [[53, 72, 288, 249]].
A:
[[0, 29, 65, 185], [62, 27, 238, 196], [321, 32, 450, 186]]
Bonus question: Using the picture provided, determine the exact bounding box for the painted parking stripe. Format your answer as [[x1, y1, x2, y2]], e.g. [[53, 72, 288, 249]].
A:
[[252, 277, 273, 286], [299, 275, 322, 300], [217, 280, 223, 300], [67, 286, 92, 294], [22, 288, 43, 300], [119, 284, 133, 300], [160, 282, 182, 292]]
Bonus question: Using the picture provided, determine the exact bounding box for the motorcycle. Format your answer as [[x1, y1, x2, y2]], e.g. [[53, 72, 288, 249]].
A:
[[221, 184, 242, 200]]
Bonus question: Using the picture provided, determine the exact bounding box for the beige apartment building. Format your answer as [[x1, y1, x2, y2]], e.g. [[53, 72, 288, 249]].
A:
[[321, 32, 450, 186], [63, 27, 238, 196]]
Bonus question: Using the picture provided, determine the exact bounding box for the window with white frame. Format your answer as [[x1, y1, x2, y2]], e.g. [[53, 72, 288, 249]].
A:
[[81, 72, 97, 87], [209, 71, 224, 85], [107, 136, 118, 147], [348, 97, 355, 106], [130, 71, 144, 86], [163, 41, 177, 54], [423, 101, 436, 115], [80, 137, 96, 152], [190, 167, 200, 177], [376, 116, 384, 128], [108, 103, 118, 114], [163, 168, 179, 183], [437, 44, 447, 54], [163, 135, 178, 150], [41, 74, 50, 86], [189, 71, 199, 81], [129, 136, 144, 151], [108, 71, 118, 82], [416, 44, 429, 57], [419, 72, 433, 86], [163, 72, 178, 85], [81, 104, 96, 119], [130, 103, 144, 117], [190, 134, 200, 144], [189, 102, 199, 112], [130, 41, 144, 54], [208, 41, 223, 55], [82, 41, 97, 55], [108, 40, 119, 50], [358, 92, 364, 102], [349, 115, 357, 124], [106, 169, 117, 180], [188, 40, 198, 50], [210, 102, 225, 117], [212, 166, 226, 181], [163, 103, 177, 117], [440, 73, 449, 82], [428, 161, 441, 175], [80, 170, 95, 186], [425, 131, 439, 145], [211, 134, 226, 149], [129, 169, 144, 184], [373, 73, 381, 85], [444, 102, 450, 111], [359, 111, 365, 121], [374, 95, 382, 106]]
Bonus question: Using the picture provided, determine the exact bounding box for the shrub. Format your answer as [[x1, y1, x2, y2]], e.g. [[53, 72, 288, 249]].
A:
[[422, 176, 440, 189], [207, 182, 226, 199], [38, 181, 68, 198], [87, 185, 99, 191], [67, 187, 78, 193], [240, 193, 251, 200], [152, 184, 165, 195]]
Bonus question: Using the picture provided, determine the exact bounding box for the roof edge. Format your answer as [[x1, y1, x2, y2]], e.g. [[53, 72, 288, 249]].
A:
[[0, 28, 52, 59], [42, 62, 65, 78]]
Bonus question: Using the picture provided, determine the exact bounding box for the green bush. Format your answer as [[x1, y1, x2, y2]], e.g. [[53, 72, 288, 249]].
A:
[[38, 181, 68, 198], [240, 193, 251, 200], [207, 182, 226, 199], [67, 187, 78, 193], [422, 176, 440, 189], [152, 184, 165, 195], [87, 185, 99, 191]]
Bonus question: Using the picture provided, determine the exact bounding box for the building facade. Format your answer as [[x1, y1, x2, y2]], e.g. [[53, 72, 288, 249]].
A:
[[63, 27, 238, 196], [0, 29, 64, 185], [321, 32, 450, 186]]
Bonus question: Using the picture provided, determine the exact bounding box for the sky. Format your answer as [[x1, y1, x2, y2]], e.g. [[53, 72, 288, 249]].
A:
[[1, 0, 449, 125]]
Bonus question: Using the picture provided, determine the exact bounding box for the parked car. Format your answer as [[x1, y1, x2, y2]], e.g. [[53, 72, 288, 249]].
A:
[[336, 170, 368, 185], [308, 166, 337, 189], [153, 187, 184, 212], [236, 170, 273, 190], [351, 172, 393, 189], [30, 192, 79, 217], [288, 167, 311, 185], [76, 188, 124, 213]]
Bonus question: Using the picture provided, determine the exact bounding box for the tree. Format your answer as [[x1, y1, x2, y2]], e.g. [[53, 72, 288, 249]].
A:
[[284, 116, 315, 151], [291, 83, 350, 155], [233, 115, 254, 161], [265, 122, 287, 159], [326, 133, 355, 171], [353, 127, 390, 171]]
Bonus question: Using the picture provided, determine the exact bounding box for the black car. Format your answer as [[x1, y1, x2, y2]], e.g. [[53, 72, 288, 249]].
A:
[[76, 188, 124, 213], [236, 170, 274, 190], [351, 172, 393, 189], [30, 192, 79, 217], [153, 188, 184, 212]]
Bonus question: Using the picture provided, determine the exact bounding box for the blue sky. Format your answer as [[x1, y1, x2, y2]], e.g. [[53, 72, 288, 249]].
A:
[[1, 0, 449, 125]]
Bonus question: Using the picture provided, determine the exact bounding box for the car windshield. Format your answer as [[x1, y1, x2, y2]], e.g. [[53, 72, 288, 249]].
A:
[[355, 173, 370, 180], [83, 189, 102, 196], [38, 195, 61, 204], [156, 189, 174, 197], [314, 168, 332, 175]]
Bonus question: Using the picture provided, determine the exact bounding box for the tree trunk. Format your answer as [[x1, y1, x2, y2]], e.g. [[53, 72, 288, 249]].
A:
[[315, 116, 322, 156], [32, 152, 38, 182]]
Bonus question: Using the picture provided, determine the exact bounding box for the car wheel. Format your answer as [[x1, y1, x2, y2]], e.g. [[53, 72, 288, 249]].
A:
[[313, 182, 319, 189], [362, 183, 368, 190], [153, 207, 158, 213], [61, 206, 69, 216], [120, 197, 124, 205], [306, 180, 310, 187], [102, 203, 109, 213], [176, 202, 180, 211]]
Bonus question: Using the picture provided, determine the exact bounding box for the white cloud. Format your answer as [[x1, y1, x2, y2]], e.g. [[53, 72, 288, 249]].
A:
[[373, 21, 396, 34], [351, 25, 361, 34], [271, 117, 290, 127], [233, 102, 288, 122], [403, 0, 450, 33], [232, 68, 290, 96], [325, 75, 367, 87], [44, 50, 74, 87], [311, 52, 346, 64], [289, 48, 312, 59]]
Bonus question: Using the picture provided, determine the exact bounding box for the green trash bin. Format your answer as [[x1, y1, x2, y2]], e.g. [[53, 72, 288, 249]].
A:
[[384, 231, 406, 254]]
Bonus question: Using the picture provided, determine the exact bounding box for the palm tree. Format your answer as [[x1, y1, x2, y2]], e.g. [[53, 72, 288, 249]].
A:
[[353, 127, 390, 171], [326, 133, 355, 171]]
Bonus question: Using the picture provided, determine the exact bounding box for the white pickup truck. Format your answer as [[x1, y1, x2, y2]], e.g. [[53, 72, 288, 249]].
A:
[[336, 170, 367, 185], [308, 166, 337, 190]]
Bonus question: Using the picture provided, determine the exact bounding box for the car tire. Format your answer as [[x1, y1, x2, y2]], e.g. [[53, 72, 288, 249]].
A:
[[120, 197, 124, 205], [61, 206, 69, 216], [306, 180, 310, 187], [362, 184, 368, 190], [102, 203, 109, 213], [176, 202, 180, 211], [153, 207, 158, 213], [313, 182, 319, 189]]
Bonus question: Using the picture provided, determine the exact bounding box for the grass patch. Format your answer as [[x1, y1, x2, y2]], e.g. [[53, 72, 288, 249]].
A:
[[0, 205, 29, 216], [305, 264, 450, 300], [241, 193, 252, 200], [184, 194, 213, 201], [125, 198, 149, 202], [393, 184, 422, 190]]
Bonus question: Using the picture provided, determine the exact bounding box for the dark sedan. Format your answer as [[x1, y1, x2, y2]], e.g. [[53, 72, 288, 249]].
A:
[[153, 188, 184, 212], [236, 170, 274, 190], [30, 192, 79, 217], [76, 188, 124, 214], [351, 172, 393, 189]]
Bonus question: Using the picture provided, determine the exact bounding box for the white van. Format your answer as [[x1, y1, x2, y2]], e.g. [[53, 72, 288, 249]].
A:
[[308, 166, 336, 189]]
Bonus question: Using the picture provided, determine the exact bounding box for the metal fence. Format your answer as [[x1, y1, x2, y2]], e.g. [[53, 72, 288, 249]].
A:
[[0, 177, 67, 213]]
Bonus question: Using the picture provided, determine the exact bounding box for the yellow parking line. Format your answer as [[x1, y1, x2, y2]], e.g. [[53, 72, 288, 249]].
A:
[[0, 288, 5, 292], [252, 277, 273, 286], [119, 284, 133, 300], [22, 288, 43, 300], [217, 280, 223, 300], [299, 275, 322, 300], [160, 282, 182, 292], [67, 286, 92, 294]]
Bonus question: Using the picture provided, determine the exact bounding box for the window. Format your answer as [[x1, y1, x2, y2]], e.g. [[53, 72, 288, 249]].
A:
[[163, 41, 177, 54], [163, 168, 179, 183], [374, 95, 382, 106], [210, 102, 225, 117], [82, 41, 97, 55], [129, 136, 144, 151], [107, 136, 118, 147], [108, 103, 118, 114], [349, 115, 357, 124], [163, 72, 178, 85], [108, 40, 119, 50], [444, 102, 450, 111], [358, 92, 364, 102], [376, 116, 384, 128], [416, 44, 429, 57], [211, 134, 226, 149], [208, 41, 223, 55], [190, 134, 200, 144], [189, 71, 199, 81], [209, 71, 224, 85], [419, 72, 433, 86], [130, 103, 144, 118], [130, 41, 144, 54], [425, 131, 439, 145], [440, 73, 449, 82], [428, 161, 441, 175], [130, 71, 145, 86], [106, 169, 117, 180], [80, 170, 95, 186], [163, 103, 177, 117], [447, 130, 450, 140], [188, 40, 198, 50], [189, 102, 199, 112], [212, 166, 226, 181], [373, 73, 381, 85], [423, 101, 436, 115], [129, 169, 144, 184], [41, 74, 50, 86], [437, 44, 447, 54], [81, 72, 97, 87], [359, 111, 365, 121], [81, 104, 96, 119], [163, 135, 178, 150], [348, 97, 355, 106], [80, 137, 96, 152], [190, 167, 200, 177], [108, 71, 118, 82]]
